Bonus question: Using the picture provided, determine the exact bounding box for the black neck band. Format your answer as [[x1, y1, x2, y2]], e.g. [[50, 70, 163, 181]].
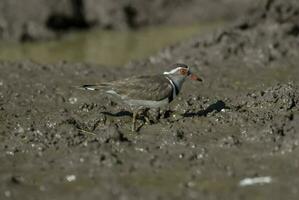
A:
[[168, 79, 179, 103]]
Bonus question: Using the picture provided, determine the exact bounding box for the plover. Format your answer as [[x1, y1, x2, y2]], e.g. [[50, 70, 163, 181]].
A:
[[79, 63, 202, 131]]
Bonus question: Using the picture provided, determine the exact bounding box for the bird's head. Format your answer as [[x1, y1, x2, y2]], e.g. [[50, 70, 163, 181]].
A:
[[163, 63, 203, 82]]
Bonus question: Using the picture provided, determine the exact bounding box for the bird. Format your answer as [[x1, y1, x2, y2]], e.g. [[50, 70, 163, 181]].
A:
[[78, 63, 202, 131]]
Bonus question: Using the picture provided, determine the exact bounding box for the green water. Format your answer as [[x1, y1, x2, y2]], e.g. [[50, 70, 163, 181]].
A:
[[0, 24, 218, 66]]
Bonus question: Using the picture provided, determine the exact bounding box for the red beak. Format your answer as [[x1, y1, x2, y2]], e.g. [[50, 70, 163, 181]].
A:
[[190, 73, 203, 82]]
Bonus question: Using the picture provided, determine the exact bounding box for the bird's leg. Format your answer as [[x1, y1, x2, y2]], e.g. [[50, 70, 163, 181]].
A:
[[142, 108, 151, 124], [132, 110, 138, 132], [144, 115, 151, 124], [131, 107, 152, 131]]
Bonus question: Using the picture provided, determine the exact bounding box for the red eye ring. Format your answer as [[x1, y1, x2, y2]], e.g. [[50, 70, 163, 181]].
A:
[[179, 68, 187, 75]]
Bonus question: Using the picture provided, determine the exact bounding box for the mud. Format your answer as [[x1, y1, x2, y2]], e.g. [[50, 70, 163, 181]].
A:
[[1, 0, 299, 199]]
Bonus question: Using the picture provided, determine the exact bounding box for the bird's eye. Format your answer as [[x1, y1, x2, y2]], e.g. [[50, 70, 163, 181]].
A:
[[179, 68, 187, 75]]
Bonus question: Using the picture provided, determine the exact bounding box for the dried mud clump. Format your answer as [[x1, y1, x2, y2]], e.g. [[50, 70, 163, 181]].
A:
[[233, 83, 299, 153]]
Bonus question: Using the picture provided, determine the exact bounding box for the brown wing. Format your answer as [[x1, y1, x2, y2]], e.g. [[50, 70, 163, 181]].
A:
[[110, 75, 173, 101]]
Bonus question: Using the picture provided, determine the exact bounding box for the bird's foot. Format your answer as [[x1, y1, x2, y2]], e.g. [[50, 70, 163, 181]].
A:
[[131, 111, 137, 132], [131, 108, 151, 132], [138, 108, 151, 124]]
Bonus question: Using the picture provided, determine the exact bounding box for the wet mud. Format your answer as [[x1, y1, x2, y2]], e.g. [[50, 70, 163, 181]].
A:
[[1, 0, 299, 199]]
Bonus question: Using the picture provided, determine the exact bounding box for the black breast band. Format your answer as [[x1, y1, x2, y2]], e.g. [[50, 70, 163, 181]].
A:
[[167, 78, 179, 103]]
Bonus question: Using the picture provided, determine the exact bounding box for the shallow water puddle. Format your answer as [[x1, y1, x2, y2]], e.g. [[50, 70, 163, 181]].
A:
[[0, 23, 220, 66]]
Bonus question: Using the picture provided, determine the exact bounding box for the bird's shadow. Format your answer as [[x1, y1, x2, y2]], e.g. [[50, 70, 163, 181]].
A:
[[101, 111, 132, 117], [101, 100, 229, 119], [182, 100, 229, 117]]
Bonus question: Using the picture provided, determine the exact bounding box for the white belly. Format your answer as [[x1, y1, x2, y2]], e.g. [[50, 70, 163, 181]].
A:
[[106, 90, 169, 108], [126, 98, 169, 108]]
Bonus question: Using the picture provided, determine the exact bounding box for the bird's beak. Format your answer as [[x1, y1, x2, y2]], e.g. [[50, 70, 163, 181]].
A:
[[189, 73, 203, 82]]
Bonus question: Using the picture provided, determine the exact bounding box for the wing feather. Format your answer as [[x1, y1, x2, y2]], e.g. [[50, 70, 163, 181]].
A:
[[109, 75, 172, 101], [81, 75, 173, 101], [79, 75, 173, 101]]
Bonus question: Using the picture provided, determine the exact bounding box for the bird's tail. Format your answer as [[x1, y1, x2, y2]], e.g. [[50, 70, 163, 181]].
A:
[[75, 84, 109, 91]]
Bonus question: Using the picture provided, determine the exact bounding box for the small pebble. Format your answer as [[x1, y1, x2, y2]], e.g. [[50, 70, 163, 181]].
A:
[[4, 190, 11, 198], [66, 175, 76, 182], [239, 176, 272, 186], [68, 97, 77, 104]]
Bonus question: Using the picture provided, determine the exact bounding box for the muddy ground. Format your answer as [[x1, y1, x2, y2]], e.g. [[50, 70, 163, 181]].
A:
[[1, 0, 299, 199]]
